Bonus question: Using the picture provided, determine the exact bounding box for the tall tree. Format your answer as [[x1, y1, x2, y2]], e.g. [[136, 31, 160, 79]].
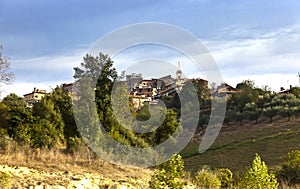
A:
[[73, 53, 147, 148], [32, 96, 65, 148], [50, 86, 79, 140]]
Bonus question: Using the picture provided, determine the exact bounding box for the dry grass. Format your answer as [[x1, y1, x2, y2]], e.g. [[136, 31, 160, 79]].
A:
[[0, 142, 153, 188]]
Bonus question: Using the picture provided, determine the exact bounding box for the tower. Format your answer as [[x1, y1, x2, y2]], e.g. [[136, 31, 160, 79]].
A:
[[176, 62, 182, 80]]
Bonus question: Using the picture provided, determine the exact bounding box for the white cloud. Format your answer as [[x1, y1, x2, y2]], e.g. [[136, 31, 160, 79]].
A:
[[10, 48, 86, 82], [1, 80, 68, 99], [203, 24, 300, 90]]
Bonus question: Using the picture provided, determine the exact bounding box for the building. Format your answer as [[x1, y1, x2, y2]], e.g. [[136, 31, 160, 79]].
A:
[[62, 82, 80, 100], [176, 62, 183, 81], [23, 87, 47, 108], [214, 83, 241, 97], [126, 73, 143, 91], [278, 85, 293, 94], [130, 80, 157, 109]]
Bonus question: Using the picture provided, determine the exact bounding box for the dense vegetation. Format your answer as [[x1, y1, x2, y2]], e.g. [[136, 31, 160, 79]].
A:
[[1, 51, 300, 188]]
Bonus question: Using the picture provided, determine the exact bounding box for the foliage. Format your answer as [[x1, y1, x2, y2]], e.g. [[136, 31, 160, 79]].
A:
[[1, 93, 34, 142], [0, 171, 11, 188], [217, 168, 233, 188], [238, 154, 278, 189], [278, 150, 300, 185], [66, 137, 87, 153], [32, 96, 65, 148], [263, 106, 279, 123], [73, 53, 148, 148], [149, 154, 185, 189], [50, 86, 79, 140], [193, 168, 221, 189], [154, 109, 180, 144]]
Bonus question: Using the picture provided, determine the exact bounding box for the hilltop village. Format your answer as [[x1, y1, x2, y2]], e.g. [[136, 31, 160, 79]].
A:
[[22, 62, 238, 108], [22, 62, 299, 109]]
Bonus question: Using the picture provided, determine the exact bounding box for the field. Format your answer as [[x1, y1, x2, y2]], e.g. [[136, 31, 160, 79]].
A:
[[2, 117, 300, 187], [181, 116, 300, 175]]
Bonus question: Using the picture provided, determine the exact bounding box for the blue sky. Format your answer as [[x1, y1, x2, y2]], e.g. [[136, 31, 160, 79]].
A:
[[1, 0, 300, 97]]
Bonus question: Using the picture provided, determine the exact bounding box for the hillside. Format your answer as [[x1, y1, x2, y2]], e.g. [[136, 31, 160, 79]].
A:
[[0, 150, 152, 188], [181, 117, 300, 175]]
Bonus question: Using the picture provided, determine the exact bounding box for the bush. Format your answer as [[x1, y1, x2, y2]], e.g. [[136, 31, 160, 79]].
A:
[[217, 168, 233, 188], [193, 168, 221, 189], [238, 154, 278, 189], [149, 154, 185, 189], [0, 171, 11, 188], [66, 137, 86, 153], [278, 150, 300, 185]]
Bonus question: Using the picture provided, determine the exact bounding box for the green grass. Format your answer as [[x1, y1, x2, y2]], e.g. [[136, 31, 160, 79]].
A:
[[181, 118, 300, 175]]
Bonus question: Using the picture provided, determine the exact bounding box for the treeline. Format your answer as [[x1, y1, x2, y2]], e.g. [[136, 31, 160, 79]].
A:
[[189, 80, 300, 129], [0, 53, 180, 152], [150, 150, 300, 188], [0, 87, 79, 150]]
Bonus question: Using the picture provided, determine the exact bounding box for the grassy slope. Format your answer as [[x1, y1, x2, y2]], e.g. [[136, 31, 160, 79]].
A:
[[181, 117, 300, 175]]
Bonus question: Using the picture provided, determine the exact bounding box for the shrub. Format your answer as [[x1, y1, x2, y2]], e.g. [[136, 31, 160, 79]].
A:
[[217, 168, 233, 188], [193, 168, 221, 189], [66, 137, 86, 153], [238, 154, 278, 189], [149, 154, 185, 189], [0, 171, 11, 188], [278, 150, 300, 185]]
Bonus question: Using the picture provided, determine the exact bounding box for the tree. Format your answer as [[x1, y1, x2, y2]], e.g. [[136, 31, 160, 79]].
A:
[[1, 93, 33, 142], [149, 154, 185, 189], [230, 80, 261, 111], [154, 109, 180, 144], [191, 78, 211, 110], [49, 86, 79, 144], [73, 53, 147, 148], [263, 106, 279, 123], [0, 102, 9, 133], [239, 154, 278, 189], [290, 87, 300, 98], [278, 150, 300, 185], [0, 45, 14, 96], [244, 102, 261, 124], [32, 96, 65, 148]]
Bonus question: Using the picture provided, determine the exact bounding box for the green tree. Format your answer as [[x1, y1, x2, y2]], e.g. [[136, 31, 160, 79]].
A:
[[73, 53, 147, 148], [239, 154, 278, 189], [263, 106, 279, 123], [191, 78, 211, 110], [149, 154, 185, 189], [154, 109, 180, 144], [1, 93, 33, 142], [290, 87, 300, 98], [0, 102, 9, 133], [230, 80, 261, 111], [49, 86, 79, 148], [244, 102, 261, 124], [278, 150, 300, 185], [32, 96, 65, 148]]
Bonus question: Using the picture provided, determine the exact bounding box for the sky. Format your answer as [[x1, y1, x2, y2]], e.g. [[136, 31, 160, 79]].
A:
[[1, 0, 300, 98]]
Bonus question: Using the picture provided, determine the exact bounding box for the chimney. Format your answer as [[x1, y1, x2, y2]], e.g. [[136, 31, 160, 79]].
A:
[[290, 85, 292, 90]]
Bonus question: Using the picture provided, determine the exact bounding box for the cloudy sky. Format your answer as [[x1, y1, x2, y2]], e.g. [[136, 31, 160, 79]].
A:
[[1, 0, 300, 98]]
